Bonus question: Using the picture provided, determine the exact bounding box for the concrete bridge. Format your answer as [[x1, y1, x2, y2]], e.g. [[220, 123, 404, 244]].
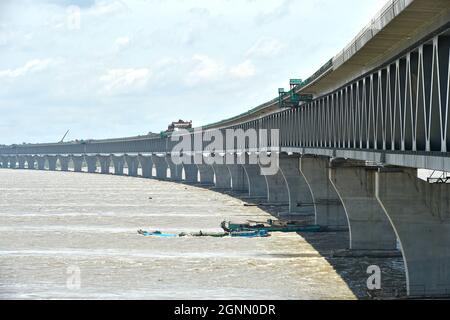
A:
[[1, 0, 450, 297]]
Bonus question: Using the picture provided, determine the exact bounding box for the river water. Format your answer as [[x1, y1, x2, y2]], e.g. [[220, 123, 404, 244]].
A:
[[0, 169, 404, 300]]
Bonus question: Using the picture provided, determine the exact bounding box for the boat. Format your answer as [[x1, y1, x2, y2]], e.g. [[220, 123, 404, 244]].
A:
[[137, 229, 178, 237], [221, 219, 322, 233], [230, 230, 270, 238]]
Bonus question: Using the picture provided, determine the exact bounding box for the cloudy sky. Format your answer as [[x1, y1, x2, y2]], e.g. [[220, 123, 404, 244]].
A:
[[0, 0, 387, 144]]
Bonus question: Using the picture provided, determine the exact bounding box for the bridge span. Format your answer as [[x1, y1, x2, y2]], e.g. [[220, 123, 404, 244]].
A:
[[1, 0, 450, 298]]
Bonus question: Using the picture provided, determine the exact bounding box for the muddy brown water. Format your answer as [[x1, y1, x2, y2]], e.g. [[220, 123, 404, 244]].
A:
[[0, 169, 405, 299]]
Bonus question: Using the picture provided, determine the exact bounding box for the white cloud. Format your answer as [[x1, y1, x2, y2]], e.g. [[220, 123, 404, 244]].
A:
[[185, 54, 225, 85], [230, 60, 256, 78], [246, 37, 285, 58], [115, 36, 130, 48], [86, 1, 127, 16], [0, 59, 56, 79], [99, 68, 151, 94]]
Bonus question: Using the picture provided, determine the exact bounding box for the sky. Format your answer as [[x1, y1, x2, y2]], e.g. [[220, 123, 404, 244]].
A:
[[0, 0, 388, 145]]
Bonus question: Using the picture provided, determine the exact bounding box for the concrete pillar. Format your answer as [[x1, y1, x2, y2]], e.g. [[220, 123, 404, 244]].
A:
[[111, 155, 124, 175], [124, 155, 138, 177], [138, 155, 153, 178], [166, 155, 182, 181], [58, 156, 70, 171], [329, 160, 397, 250], [17, 156, 26, 169], [26, 156, 35, 169], [299, 156, 347, 227], [151, 154, 167, 179], [8, 156, 17, 169], [35, 156, 46, 170], [278, 155, 315, 214], [71, 155, 84, 172], [242, 164, 267, 197], [260, 160, 288, 203], [376, 168, 450, 297], [212, 163, 231, 189], [97, 155, 111, 174], [183, 163, 198, 183], [46, 156, 57, 171], [85, 155, 97, 173], [197, 164, 215, 185], [227, 164, 248, 192]]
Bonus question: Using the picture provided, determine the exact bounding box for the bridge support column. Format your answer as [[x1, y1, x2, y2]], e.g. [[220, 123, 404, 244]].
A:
[[71, 155, 84, 172], [46, 156, 57, 171], [197, 164, 215, 185], [212, 161, 231, 189], [111, 156, 124, 175], [58, 156, 70, 171], [17, 156, 26, 169], [260, 160, 288, 204], [85, 156, 97, 173], [8, 156, 17, 169], [329, 160, 397, 250], [242, 164, 267, 198], [35, 156, 46, 170], [376, 168, 450, 297], [124, 155, 138, 177], [26, 156, 35, 169], [227, 163, 248, 193], [97, 155, 111, 174], [0, 156, 6, 168], [151, 154, 167, 179], [299, 156, 347, 228], [277, 155, 315, 214], [166, 155, 182, 181], [138, 155, 153, 178], [183, 163, 198, 183]]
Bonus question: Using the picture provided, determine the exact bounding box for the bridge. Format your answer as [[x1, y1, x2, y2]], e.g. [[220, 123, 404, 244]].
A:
[[1, 0, 450, 297]]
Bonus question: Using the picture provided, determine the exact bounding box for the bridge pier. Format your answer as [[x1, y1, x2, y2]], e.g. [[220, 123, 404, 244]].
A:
[[85, 156, 97, 173], [329, 160, 397, 250], [71, 155, 84, 172], [35, 156, 46, 170], [138, 155, 153, 178], [8, 156, 17, 169], [212, 162, 231, 189], [242, 164, 267, 197], [17, 156, 26, 169], [260, 160, 289, 204], [46, 156, 57, 171], [277, 155, 315, 215], [376, 168, 450, 297], [124, 155, 138, 177], [151, 154, 167, 179], [166, 155, 182, 181], [183, 163, 198, 183], [197, 163, 215, 185], [26, 156, 35, 169], [227, 163, 248, 193], [58, 156, 70, 171], [299, 156, 347, 228], [111, 156, 124, 175], [97, 155, 111, 174]]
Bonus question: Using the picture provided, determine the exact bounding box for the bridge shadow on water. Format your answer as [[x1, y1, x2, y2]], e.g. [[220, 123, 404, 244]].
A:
[[194, 184, 407, 300]]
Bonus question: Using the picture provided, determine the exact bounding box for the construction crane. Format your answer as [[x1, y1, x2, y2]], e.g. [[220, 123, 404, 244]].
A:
[[59, 130, 70, 143], [278, 79, 313, 109]]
